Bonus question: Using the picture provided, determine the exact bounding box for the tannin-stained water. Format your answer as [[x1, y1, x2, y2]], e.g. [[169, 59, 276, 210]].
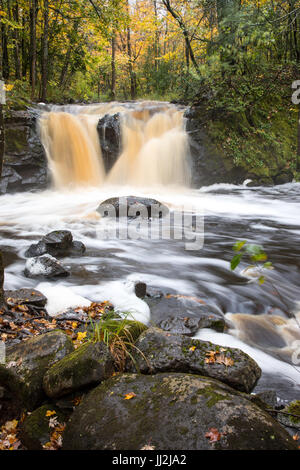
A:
[[39, 101, 191, 189]]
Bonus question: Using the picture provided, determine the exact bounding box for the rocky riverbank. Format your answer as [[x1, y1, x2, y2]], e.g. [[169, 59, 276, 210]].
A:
[[0, 282, 299, 450]]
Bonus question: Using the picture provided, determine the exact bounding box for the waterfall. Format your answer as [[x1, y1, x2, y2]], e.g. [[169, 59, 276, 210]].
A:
[[38, 101, 191, 189]]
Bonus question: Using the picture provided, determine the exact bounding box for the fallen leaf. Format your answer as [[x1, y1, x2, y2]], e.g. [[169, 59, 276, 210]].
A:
[[124, 392, 136, 400], [205, 428, 222, 443], [46, 410, 57, 417]]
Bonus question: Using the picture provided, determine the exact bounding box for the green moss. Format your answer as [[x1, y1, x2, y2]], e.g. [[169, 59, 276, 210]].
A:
[[286, 400, 300, 424], [205, 97, 297, 181]]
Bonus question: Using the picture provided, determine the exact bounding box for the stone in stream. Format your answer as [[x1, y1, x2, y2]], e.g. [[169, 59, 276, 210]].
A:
[[134, 282, 147, 298], [97, 113, 121, 172], [43, 342, 115, 399], [127, 327, 261, 393], [24, 254, 70, 278], [147, 294, 225, 333], [4, 288, 47, 308], [0, 330, 74, 410], [62, 372, 297, 450], [97, 196, 169, 219], [25, 230, 86, 258], [20, 404, 67, 450]]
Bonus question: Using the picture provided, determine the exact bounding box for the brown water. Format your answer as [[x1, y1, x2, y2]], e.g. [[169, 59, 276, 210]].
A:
[[39, 101, 190, 189]]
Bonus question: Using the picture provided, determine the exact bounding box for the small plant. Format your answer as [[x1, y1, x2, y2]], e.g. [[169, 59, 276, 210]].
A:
[[88, 310, 148, 372], [230, 240, 272, 284]]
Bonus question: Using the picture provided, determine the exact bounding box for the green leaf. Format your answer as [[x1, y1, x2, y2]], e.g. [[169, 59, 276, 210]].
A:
[[258, 276, 265, 285], [231, 254, 242, 271], [263, 262, 272, 269], [233, 240, 246, 252]]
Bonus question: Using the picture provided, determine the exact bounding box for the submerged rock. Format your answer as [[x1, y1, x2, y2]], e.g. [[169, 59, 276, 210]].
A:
[[20, 404, 67, 450], [0, 330, 74, 410], [63, 372, 297, 450], [4, 288, 47, 308], [127, 327, 261, 393], [97, 196, 169, 219], [43, 341, 115, 398], [24, 255, 70, 278], [148, 294, 225, 332], [25, 230, 86, 258]]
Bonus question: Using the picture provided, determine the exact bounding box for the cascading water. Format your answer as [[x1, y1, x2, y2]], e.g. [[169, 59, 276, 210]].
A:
[[38, 101, 191, 189]]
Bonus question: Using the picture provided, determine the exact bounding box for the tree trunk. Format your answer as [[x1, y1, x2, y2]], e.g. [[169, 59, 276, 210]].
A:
[[59, 21, 79, 89], [111, 32, 116, 100], [41, 0, 49, 102], [30, 0, 37, 100], [13, 0, 22, 80], [1, 10, 9, 80], [126, 4, 136, 100]]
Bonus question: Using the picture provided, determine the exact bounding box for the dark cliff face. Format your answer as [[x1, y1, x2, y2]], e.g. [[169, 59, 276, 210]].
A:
[[185, 106, 247, 188], [0, 109, 49, 194]]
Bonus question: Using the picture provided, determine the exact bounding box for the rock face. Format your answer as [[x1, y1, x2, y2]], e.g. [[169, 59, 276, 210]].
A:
[[0, 109, 48, 194], [4, 288, 47, 308], [20, 404, 67, 450], [185, 107, 247, 188], [24, 255, 70, 279], [25, 230, 86, 258], [97, 113, 121, 172], [148, 294, 225, 333], [43, 342, 115, 398], [97, 196, 169, 219], [128, 327, 261, 393], [63, 373, 297, 450], [0, 330, 74, 410]]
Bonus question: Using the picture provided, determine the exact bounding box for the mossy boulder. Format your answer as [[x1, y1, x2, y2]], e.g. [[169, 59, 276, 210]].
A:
[[0, 330, 74, 410], [20, 404, 67, 450], [62, 373, 297, 450], [127, 327, 261, 393], [43, 341, 114, 398]]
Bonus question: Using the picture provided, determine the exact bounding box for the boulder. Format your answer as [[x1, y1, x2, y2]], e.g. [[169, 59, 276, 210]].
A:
[[97, 113, 121, 172], [4, 288, 47, 308], [128, 327, 261, 393], [276, 400, 300, 431], [0, 330, 74, 410], [20, 404, 67, 450], [24, 255, 70, 278], [97, 196, 169, 219], [43, 341, 115, 398], [25, 230, 86, 258], [148, 294, 225, 333], [62, 373, 297, 450], [134, 282, 147, 299]]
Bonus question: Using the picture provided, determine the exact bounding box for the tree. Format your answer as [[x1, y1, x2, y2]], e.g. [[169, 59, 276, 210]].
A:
[[41, 0, 49, 101]]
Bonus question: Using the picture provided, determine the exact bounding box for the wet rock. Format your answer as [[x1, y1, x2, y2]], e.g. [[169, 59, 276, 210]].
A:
[[62, 373, 297, 450], [97, 196, 169, 219], [43, 341, 114, 398], [274, 172, 293, 185], [134, 282, 147, 298], [20, 404, 67, 450], [25, 230, 86, 258], [185, 106, 247, 188], [148, 294, 225, 332], [0, 330, 74, 410], [4, 288, 47, 308], [0, 109, 49, 194], [97, 113, 121, 172], [24, 255, 70, 278], [127, 327, 261, 393]]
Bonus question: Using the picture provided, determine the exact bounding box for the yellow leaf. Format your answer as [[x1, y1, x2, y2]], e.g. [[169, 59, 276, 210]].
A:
[[124, 392, 136, 400], [189, 346, 196, 352], [46, 410, 56, 417], [77, 331, 87, 341]]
